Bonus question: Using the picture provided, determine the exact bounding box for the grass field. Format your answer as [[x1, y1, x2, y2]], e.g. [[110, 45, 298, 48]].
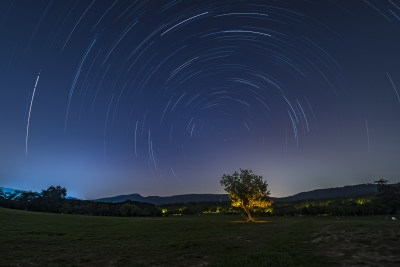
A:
[[1, 207, 399, 266]]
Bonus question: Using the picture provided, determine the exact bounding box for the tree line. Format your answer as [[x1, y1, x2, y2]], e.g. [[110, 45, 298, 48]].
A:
[[219, 170, 399, 220], [0, 186, 161, 217], [1, 178, 398, 218], [155, 178, 400, 217]]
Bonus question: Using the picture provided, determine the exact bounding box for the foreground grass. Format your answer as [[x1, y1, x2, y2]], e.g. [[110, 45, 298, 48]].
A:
[[0, 208, 398, 266]]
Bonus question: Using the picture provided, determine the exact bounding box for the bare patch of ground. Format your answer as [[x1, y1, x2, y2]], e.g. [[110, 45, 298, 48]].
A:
[[307, 220, 400, 266]]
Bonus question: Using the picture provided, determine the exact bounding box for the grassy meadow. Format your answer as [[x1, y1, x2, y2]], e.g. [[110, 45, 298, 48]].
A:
[[1, 207, 399, 266]]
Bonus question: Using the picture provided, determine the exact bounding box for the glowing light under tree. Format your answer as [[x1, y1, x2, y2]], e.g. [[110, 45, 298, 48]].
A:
[[220, 169, 272, 222]]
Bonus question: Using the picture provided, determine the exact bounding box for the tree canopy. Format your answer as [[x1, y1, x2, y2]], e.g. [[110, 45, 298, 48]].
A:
[[374, 179, 400, 214], [41, 185, 67, 200], [220, 169, 272, 222]]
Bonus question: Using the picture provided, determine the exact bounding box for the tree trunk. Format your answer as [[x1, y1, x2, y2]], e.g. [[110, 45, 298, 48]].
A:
[[245, 208, 254, 222]]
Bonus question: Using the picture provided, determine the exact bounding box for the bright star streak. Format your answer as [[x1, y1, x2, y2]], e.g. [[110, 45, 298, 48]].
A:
[[387, 72, 400, 104], [365, 119, 370, 152], [26, 70, 41, 156]]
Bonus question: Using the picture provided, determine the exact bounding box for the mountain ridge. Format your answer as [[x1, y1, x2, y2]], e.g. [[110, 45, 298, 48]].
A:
[[4, 182, 398, 204], [92, 183, 390, 204], [93, 193, 231, 204]]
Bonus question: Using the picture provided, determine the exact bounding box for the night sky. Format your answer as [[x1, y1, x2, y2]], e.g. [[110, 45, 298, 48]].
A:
[[1, 0, 400, 199]]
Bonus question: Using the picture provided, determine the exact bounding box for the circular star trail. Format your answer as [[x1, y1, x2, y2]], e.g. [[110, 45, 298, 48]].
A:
[[1, 0, 400, 198]]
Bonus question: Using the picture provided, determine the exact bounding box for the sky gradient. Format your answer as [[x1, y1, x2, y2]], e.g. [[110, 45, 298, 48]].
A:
[[1, 0, 400, 199]]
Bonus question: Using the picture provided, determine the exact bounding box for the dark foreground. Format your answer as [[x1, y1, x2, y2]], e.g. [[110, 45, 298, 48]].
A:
[[0, 208, 399, 266]]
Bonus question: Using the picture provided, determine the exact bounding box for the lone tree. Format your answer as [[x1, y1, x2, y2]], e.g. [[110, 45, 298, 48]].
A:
[[220, 169, 272, 222], [374, 179, 400, 214]]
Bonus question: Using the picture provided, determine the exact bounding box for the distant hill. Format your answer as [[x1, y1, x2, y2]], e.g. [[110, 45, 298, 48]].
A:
[[94, 193, 231, 205], [92, 183, 390, 204], [3, 183, 395, 204], [277, 183, 380, 202]]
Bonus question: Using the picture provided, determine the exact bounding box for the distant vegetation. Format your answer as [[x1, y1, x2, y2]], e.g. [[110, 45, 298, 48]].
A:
[[94, 192, 231, 204], [162, 180, 399, 217], [91, 183, 380, 203], [0, 186, 161, 217], [1, 179, 399, 218]]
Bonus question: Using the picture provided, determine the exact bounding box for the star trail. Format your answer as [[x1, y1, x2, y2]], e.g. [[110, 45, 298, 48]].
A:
[[1, 0, 400, 199]]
